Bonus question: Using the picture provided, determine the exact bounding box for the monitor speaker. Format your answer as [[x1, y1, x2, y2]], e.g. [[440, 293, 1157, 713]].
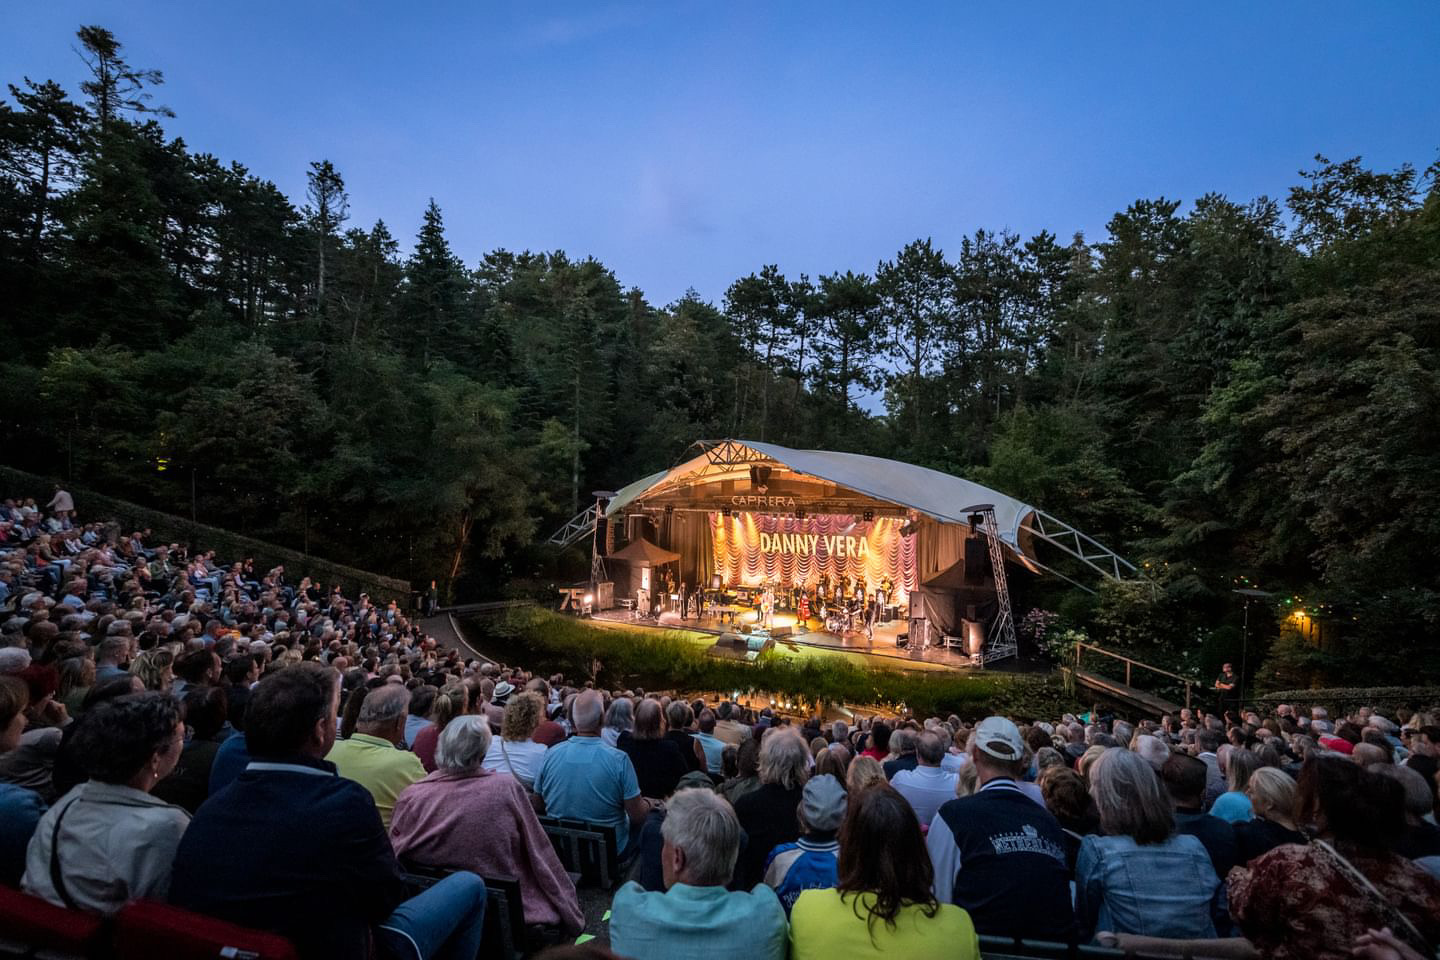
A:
[[964, 536, 990, 584]]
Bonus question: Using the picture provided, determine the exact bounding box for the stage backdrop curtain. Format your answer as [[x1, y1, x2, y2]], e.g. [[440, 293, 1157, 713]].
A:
[[915, 517, 967, 583], [709, 513, 916, 596], [656, 512, 713, 590]]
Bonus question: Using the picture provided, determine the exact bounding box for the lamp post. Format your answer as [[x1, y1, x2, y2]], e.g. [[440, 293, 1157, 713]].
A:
[[1232, 588, 1273, 709]]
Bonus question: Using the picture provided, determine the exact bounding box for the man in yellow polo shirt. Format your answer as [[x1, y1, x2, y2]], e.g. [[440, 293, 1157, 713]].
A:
[[326, 682, 425, 828]]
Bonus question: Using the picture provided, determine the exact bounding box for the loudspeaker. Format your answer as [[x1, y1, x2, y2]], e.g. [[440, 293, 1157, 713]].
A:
[[772, 624, 806, 638], [964, 536, 990, 585]]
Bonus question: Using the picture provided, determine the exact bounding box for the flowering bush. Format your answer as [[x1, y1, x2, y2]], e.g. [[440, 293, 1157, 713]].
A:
[[1019, 608, 1060, 643]]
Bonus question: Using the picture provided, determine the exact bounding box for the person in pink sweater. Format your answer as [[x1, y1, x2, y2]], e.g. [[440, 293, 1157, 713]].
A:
[[389, 716, 584, 934]]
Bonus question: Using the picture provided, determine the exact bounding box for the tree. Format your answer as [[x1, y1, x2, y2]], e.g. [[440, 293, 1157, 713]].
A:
[[724, 265, 798, 439], [877, 238, 951, 446], [74, 25, 172, 133], [399, 200, 466, 366], [813, 271, 881, 444], [0, 79, 86, 265], [303, 159, 348, 313]]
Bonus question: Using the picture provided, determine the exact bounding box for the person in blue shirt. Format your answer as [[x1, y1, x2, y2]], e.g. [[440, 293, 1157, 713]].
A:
[[169, 662, 486, 960], [534, 689, 650, 857], [611, 788, 786, 960], [763, 772, 844, 915]]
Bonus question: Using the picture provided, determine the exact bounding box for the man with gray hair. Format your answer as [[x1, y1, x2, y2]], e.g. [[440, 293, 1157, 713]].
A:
[[611, 789, 786, 959], [325, 683, 425, 828], [892, 730, 959, 825], [534, 688, 650, 857]]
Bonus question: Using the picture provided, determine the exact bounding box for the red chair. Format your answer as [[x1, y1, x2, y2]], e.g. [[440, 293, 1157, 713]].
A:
[[112, 901, 297, 960], [0, 884, 106, 959]]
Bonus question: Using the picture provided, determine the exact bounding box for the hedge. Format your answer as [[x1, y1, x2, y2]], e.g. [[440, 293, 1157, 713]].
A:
[[0, 464, 413, 608], [476, 607, 1072, 720], [1256, 687, 1440, 714]]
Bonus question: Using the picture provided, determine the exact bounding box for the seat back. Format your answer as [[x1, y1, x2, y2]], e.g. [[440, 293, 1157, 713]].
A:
[[537, 816, 620, 889], [0, 886, 105, 960], [112, 900, 297, 960], [397, 864, 527, 960]]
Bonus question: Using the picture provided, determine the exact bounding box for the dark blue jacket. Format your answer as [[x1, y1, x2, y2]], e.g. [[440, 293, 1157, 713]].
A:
[[170, 754, 406, 960], [927, 782, 1076, 942]]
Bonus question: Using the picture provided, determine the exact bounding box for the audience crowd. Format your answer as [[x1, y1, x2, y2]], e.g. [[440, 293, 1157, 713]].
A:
[[2, 491, 1440, 960]]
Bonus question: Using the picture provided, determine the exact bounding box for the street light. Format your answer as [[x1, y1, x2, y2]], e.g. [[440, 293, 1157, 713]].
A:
[[1232, 588, 1273, 708]]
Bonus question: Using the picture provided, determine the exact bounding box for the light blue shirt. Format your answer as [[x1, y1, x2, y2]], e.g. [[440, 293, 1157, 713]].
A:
[[693, 732, 726, 775], [534, 735, 641, 850], [403, 714, 430, 750], [1208, 791, 1254, 824], [1075, 833, 1222, 942], [610, 881, 786, 960]]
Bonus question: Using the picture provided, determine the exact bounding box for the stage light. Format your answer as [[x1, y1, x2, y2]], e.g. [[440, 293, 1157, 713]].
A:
[[583, 594, 594, 605], [862, 510, 874, 522]]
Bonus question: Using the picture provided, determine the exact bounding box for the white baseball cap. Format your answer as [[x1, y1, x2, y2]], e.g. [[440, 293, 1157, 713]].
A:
[[973, 716, 1025, 762]]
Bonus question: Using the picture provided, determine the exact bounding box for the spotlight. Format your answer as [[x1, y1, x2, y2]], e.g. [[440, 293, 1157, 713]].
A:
[[862, 510, 874, 522], [898, 521, 916, 537], [582, 594, 594, 605]]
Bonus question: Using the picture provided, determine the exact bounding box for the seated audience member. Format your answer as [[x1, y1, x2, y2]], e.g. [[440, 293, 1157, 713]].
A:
[[926, 716, 1075, 942], [764, 772, 846, 914], [1195, 728, 1226, 808], [1234, 766, 1305, 865], [49, 675, 144, 798], [0, 664, 66, 802], [56, 657, 94, 715], [129, 648, 174, 693], [0, 675, 45, 886], [860, 721, 890, 760], [663, 700, 706, 773], [535, 689, 648, 858], [713, 701, 751, 747], [791, 783, 979, 960], [23, 692, 189, 914], [1162, 752, 1239, 880], [618, 699, 689, 800], [610, 789, 786, 960], [390, 715, 583, 934], [891, 730, 960, 827], [718, 737, 761, 805], [1375, 764, 1440, 875], [326, 682, 426, 828], [602, 697, 634, 748], [153, 685, 230, 813], [1038, 765, 1097, 873], [404, 684, 436, 747], [847, 754, 887, 794], [1230, 756, 1440, 960], [169, 662, 488, 960], [222, 654, 258, 729], [1075, 748, 1222, 941], [883, 728, 919, 779], [693, 709, 727, 776], [633, 772, 722, 892], [481, 691, 549, 788], [1209, 746, 1260, 823], [733, 728, 811, 888], [409, 684, 462, 773]]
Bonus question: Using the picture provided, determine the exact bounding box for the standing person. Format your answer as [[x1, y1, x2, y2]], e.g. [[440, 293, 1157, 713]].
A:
[[610, 789, 786, 960], [1074, 749, 1222, 941], [45, 486, 74, 523], [925, 717, 1075, 942], [790, 784, 979, 960], [1212, 663, 1238, 715], [1230, 756, 1440, 960]]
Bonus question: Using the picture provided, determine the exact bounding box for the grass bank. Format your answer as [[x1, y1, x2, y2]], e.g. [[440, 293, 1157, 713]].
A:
[[469, 607, 1071, 720]]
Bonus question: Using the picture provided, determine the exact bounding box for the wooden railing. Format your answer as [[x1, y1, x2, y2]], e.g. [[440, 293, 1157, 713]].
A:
[[1072, 641, 1198, 710]]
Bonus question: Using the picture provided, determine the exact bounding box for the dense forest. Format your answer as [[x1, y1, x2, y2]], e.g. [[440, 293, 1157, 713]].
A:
[[3, 27, 1439, 686]]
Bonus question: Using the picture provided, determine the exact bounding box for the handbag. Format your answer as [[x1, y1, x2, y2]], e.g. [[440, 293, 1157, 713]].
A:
[[499, 739, 546, 815], [1313, 838, 1432, 953]]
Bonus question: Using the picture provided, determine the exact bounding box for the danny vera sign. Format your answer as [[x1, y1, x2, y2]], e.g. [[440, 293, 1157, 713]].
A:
[[757, 531, 870, 559]]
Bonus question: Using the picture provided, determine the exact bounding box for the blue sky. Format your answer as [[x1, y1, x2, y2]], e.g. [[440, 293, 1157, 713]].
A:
[[5, 3, 1439, 306]]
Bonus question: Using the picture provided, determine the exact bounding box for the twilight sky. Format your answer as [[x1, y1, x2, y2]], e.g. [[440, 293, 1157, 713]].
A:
[[5, 2, 1439, 305]]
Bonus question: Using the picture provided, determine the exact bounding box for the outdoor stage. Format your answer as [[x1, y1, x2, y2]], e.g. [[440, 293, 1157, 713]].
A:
[[591, 607, 981, 671]]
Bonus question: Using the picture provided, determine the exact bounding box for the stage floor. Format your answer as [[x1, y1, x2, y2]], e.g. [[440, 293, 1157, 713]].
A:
[[591, 608, 980, 671]]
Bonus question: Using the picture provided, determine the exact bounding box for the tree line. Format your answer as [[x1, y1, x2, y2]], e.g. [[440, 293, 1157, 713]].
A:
[[3, 26, 1438, 685]]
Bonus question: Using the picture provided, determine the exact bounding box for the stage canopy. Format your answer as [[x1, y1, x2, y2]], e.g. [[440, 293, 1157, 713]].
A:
[[607, 537, 680, 567], [603, 439, 1139, 595]]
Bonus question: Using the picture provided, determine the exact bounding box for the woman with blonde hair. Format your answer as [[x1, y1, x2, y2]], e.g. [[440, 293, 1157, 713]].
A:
[[411, 682, 467, 773], [481, 691, 548, 788], [129, 649, 174, 693], [1234, 766, 1304, 864]]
